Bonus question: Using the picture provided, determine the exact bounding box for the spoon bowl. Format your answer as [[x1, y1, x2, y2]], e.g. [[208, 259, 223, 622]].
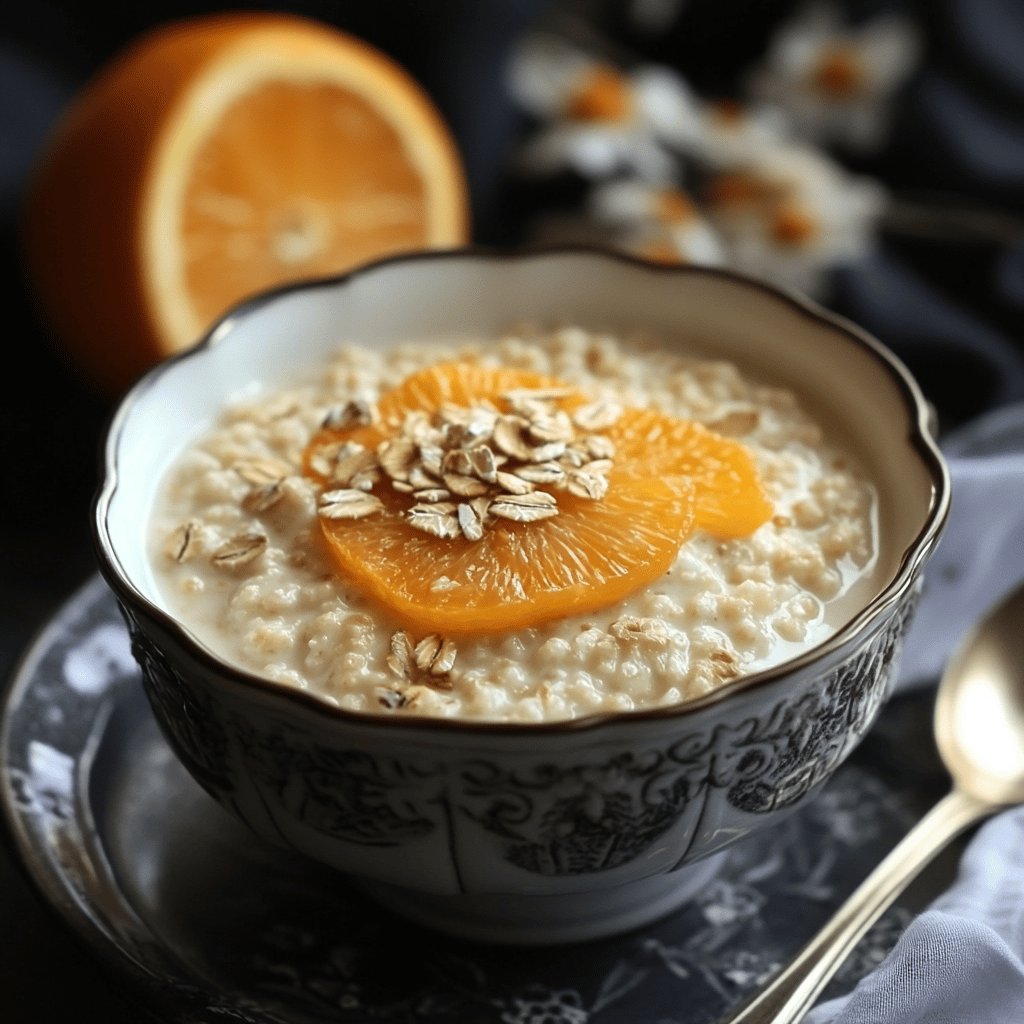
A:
[[724, 578, 1024, 1024], [936, 582, 1024, 805]]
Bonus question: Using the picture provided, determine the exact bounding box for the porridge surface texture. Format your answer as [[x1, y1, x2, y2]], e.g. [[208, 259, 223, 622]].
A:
[[149, 326, 879, 722]]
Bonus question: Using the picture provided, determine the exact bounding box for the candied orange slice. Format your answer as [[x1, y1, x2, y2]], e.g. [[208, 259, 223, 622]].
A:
[[304, 362, 771, 636], [608, 410, 773, 537], [378, 361, 584, 422], [310, 473, 695, 637]]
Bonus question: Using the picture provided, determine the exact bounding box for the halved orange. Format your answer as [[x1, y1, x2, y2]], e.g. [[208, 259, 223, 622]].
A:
[[305, 363, 772, 636], [21, 12, 469, 395]]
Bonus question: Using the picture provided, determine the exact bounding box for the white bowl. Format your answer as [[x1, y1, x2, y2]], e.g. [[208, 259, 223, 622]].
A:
[[93, 247, 949, 944]]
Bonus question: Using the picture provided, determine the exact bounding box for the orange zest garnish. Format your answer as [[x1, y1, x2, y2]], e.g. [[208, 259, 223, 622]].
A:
[[304, 362, 772, 636]]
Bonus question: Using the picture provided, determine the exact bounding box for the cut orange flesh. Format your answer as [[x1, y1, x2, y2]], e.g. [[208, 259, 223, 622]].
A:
[[21, 12, 469, 395], [312, 473, 695, 636], [378, 362, 580, 423], [180, 77, 444, 333], [607, 409, 773, 536], [305, 363, 772, 636]]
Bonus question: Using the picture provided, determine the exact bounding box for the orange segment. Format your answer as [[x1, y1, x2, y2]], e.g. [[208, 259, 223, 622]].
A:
[[316, 474, 695, 636], [609, 409, 774, 537], [375, 362, 584, 422], [304, 363, 772, 636], [20, 12, 469, 395], [365, 364, 771, 537], [304, 363, 581, 471]]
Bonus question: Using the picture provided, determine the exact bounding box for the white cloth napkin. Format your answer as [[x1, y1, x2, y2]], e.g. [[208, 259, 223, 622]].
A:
[[807, 400, 1024, 1024], [895, 400, 1024, 693]]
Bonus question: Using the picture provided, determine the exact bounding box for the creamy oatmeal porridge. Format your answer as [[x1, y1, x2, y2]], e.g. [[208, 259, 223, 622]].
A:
[[148, 325, 878, 722]]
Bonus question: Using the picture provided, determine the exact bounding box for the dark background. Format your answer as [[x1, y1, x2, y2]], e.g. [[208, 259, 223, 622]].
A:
[[2, 2, 1023, 1021]]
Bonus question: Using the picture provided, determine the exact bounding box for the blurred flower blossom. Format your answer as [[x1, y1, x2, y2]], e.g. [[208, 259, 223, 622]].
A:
[[701, 142, 888, 296], [508, 32, 702, 180], [745, 1, 922, 152], [528, 179, 727, 267], [587, 179, 727, 264], [505, 8, 902, 300], [693, 98, 793, 169]]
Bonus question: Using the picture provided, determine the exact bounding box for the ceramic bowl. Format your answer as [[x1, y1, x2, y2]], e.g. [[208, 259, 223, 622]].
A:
[[92, 247, 949, 945]]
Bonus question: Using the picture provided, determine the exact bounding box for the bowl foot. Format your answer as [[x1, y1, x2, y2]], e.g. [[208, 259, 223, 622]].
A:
[[357, 852, 728, 946]]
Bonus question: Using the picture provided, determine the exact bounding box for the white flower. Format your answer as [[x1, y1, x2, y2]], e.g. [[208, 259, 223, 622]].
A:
[[701, 142, 888, 297], [588, 179, 727, 265], [508, 31, 604, 122], [513, 120, 679, 182], [527, 180, 727, 268], [693, 98, 793, 170], [745, 2, 922, 152], [507, 32, 702, 181]]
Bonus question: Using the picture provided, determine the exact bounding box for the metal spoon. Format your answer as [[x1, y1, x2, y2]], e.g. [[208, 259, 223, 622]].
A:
[[723, 580, 1024, 1024]]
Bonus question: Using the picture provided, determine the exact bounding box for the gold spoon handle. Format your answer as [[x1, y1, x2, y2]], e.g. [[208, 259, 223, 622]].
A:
[[721, 788, 994, 1024]]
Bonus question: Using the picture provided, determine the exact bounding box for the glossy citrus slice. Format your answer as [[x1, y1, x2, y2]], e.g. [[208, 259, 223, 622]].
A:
[[376, 362, 582, 423], [608, 410, 773, 536], [312, 473, 695, 636], [21, 12, 469, 395], [336, 362, 771, 535], [305, 363, 772, 636]]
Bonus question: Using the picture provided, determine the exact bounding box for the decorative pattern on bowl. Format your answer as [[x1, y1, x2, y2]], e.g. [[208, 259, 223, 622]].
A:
[[130, 588, 910, 861]]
